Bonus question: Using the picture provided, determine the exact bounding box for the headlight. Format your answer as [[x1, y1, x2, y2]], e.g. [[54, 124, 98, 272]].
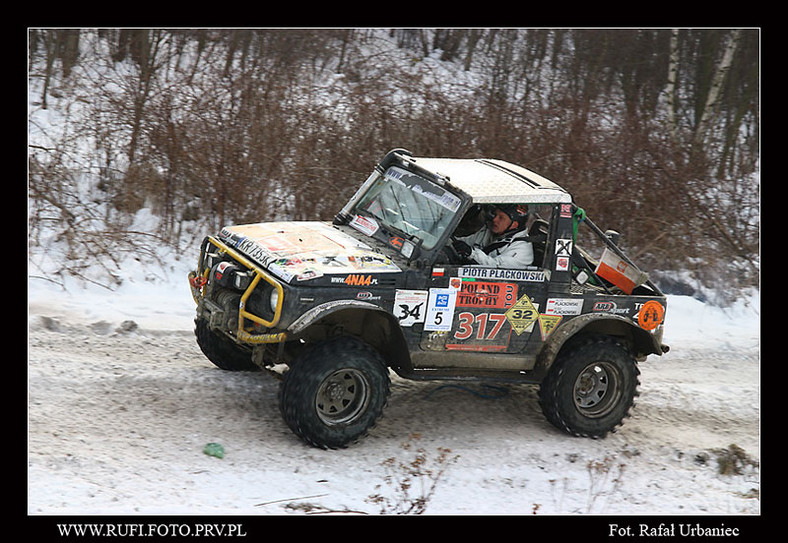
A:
[[233, 270, 252, 290], [269, 289, 279, 313]]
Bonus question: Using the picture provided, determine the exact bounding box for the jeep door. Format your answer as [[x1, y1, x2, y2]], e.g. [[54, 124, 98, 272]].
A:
[[409, 206, 556, 370], [416, 263, 550, 357]]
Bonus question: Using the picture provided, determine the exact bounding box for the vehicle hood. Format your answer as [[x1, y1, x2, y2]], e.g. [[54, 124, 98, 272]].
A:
[[217, 221, 401, 283]]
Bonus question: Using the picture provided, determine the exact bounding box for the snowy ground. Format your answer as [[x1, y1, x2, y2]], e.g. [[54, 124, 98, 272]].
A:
[[27, 257, 760, 521]]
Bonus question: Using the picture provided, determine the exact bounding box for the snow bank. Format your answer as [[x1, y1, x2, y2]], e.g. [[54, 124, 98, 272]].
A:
[[662, 290, 760, 352]]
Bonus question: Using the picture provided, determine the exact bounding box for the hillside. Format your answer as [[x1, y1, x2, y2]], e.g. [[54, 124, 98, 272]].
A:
[[28, 28, 759, 303]]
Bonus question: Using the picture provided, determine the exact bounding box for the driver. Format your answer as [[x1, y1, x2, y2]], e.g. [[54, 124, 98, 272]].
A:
[[451, 204, 534, 268]]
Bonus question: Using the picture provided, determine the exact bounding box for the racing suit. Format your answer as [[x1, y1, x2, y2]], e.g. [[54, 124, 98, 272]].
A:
[[458, 227, 534, 269]]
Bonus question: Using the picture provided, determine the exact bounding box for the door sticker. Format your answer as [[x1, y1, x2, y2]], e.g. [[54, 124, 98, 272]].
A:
[[446, 312, 512, 352], [394, 290, 428, 327], [457, 267, 546, 282], [505, 294, 540, 335], [453, 312, 509, 341], [456, 281, 517, 309], [424, 288, 457, 332]]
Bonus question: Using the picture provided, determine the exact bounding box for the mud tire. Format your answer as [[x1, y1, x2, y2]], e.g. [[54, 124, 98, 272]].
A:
[[279, 336, 390, 449], [539, 336, 639, 438], [194, 318, 257, 371]]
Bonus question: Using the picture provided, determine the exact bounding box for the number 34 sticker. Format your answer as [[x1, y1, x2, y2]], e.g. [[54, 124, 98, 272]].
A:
[[394, 290, 428, 327]]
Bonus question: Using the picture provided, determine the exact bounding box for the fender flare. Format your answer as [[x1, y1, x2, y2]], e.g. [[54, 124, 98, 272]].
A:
[[535, 312, 664, 375], [287, 299, 411, 371], [287, 299, 384, 334]]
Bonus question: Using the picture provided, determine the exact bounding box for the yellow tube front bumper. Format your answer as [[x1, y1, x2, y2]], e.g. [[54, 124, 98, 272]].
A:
[[189, 236, 287, 344]]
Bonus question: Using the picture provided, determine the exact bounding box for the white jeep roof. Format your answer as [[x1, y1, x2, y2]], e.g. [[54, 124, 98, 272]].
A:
[[410, 156, 572, 204]]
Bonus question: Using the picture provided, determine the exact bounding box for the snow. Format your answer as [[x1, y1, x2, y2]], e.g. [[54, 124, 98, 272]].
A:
[[27, 29, 762, 534], [27, 250, 761, 521]]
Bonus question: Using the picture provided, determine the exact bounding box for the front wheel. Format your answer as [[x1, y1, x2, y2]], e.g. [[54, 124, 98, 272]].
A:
[[278, 336, 390, 449], [539, 336, 639, 438], [194, 318, 257, 371]]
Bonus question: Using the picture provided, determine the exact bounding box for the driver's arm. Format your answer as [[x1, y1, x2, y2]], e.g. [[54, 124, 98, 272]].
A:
[[469, 239, 534, 268]]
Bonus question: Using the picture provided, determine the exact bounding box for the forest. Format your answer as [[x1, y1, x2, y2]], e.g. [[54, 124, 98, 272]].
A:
[[27, 28, 759, 303]]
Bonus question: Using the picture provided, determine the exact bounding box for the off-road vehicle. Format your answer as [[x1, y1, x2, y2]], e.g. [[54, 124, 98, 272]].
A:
[[188, 149, 669, 449]]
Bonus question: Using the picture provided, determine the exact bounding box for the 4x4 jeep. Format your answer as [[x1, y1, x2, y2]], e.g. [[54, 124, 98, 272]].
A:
[[188, 149, 669, 449]]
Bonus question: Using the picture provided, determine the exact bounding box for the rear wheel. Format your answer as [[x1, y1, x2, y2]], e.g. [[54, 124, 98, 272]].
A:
[[539, 336, 639, 438], [279, 336, 390, 449]]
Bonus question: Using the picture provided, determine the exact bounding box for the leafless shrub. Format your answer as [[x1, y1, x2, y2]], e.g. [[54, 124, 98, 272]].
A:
[[585, 455, 627, 514], [29, 29, 759, 298], [713, 444, 759, 476], [366, 433, 460, 515]]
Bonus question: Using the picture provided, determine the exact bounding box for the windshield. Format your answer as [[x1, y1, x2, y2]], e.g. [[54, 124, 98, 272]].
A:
[[353, 166, 461, 250]]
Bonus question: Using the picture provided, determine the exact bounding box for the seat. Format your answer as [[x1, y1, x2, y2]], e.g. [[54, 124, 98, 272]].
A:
[[526, 218, 549, 266]]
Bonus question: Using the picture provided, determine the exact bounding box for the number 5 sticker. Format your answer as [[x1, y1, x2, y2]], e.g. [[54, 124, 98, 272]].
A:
[[424, 288, 457, 331]]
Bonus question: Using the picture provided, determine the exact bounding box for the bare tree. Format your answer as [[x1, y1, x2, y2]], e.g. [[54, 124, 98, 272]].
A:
[[28, 28, 760, 296]]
